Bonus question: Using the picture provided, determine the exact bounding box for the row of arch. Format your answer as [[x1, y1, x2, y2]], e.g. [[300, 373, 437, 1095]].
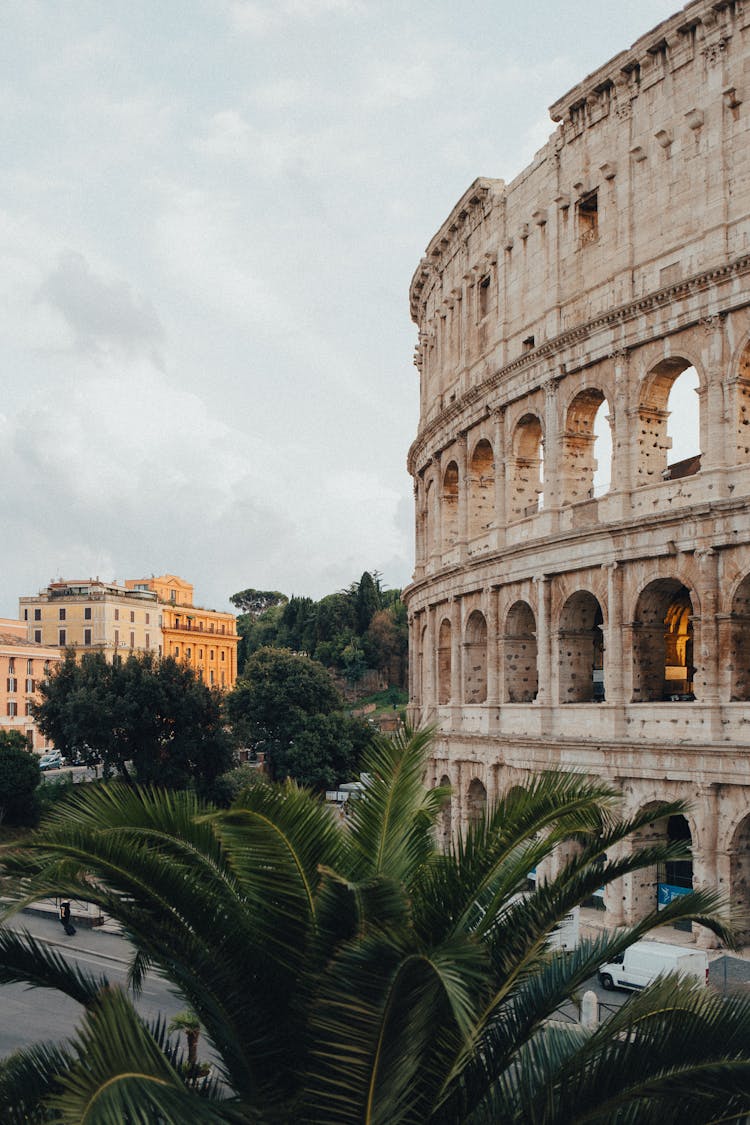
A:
[[437, 774, 750, 941], [418, 345, 750, 555], [421, 572, 750, 704]]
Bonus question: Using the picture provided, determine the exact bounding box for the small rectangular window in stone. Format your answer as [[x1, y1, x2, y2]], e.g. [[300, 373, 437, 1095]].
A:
[[59, 607, 66, 621], [84, 628, 92, 645], [578, 190, 598, 244], [34, 608, 41, 621], [34, 629, 41, 643], [84, 606, 92, 620], [59, 629, 66, 646], [130, 631, 135, 648], [478, 274, 491, 319]]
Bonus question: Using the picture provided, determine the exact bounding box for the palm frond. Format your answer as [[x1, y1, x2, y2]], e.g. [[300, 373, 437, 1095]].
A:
[[0, 924, 108, 1005], [346, 725, 447, 885], [0, 1040, 76, 1124]]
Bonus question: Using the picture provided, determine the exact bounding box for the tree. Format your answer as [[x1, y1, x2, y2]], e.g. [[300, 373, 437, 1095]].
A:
[[0, 733, 40, 826], [33, 650, 233, 793], [229, 588, 288, 617], [1, 729, 750, 1122]]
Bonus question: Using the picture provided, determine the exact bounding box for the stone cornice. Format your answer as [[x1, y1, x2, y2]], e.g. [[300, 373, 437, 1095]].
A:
[[407, 252, 750, 474]]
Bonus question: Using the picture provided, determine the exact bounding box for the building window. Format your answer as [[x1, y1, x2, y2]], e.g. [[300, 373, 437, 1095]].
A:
[[220, 624, 225, 635], [522, 335, 535, 352], [23, 609, 28, 621], [210, 650, 214, 660], [210, 670, 214, 685], [170, 589, 177, 603], [578, 190, 598, 243], [199, 648, 203, 659], [25, 677, 35, 693], [58, 629, 66, 646], [145, 613, 150, 625], [221, 651, 225, 661], [174, 645, 180, 656], [84, 628, 92, 645], [59, 607, 66, 621], [221, 671, 225, 686], [26, 659, 33, 675], [25, 703, 32, 717], [34, 608, 41, 621], [130, 632, 135, 649], [6, 677, 17, 693], [25, 728, 33, 748], [478, 274, 490, 318], [130, 611, 135, 623], [114, 629, 119, 646], [8, 658, 15, 674], [7, 701, 17, 717], [84, 606, 92, 620], [34, 630, 41, 643], [114, 608, 119, 621], [145, 633, 150, 649]]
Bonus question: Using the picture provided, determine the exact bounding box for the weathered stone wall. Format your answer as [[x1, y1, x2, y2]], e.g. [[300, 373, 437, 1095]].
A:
[[404, 0, 750, 942]]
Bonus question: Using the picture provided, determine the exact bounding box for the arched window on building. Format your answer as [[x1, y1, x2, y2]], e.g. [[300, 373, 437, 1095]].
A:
[[561, 388, 610, 504], [637, 360, 701, 484], [464, 609, 488, 704], [504, 601, 538, 703], [467, 778, 487, 829], [557, 591, 605, 703], [730, 574, 750, 700], [628, 806, 693, 928], [509, 414, 543, 520], [632, 580, 695, 702], [730, 813, 750, 943], [468, 439, 495, 540], [437, 618, 452, 705], [442, 462, 459, 549]]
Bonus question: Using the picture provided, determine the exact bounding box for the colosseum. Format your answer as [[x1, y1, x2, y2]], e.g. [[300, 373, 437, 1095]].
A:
[[404, 0, 750, 943]]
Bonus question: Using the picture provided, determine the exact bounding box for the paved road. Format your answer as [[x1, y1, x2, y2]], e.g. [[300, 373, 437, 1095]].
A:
[[0, 913, 185, 1058]]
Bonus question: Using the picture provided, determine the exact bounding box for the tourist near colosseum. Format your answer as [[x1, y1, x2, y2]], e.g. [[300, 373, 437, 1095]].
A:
[[404, 0, 750, 944]]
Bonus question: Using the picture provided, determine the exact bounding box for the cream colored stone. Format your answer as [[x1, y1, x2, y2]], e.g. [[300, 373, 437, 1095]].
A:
[[405, 0, 750, 940]]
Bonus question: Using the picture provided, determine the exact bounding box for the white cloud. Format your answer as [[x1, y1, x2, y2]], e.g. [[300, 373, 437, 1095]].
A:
[[226, 0, 365, 36]]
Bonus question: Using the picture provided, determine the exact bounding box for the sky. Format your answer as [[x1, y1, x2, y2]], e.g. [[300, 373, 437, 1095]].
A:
[[1, 0, 681, 617]]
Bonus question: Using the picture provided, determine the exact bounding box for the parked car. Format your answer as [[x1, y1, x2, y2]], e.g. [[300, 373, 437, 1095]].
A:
[[598, 939, 708, 991], [38, 750, 63, 771]]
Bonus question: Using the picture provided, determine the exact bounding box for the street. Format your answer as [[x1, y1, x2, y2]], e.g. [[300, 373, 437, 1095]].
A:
[[0, 912, 186, 1058]]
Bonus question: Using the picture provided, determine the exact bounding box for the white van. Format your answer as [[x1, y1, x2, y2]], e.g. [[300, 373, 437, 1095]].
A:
[[598, 940, 708, 991]]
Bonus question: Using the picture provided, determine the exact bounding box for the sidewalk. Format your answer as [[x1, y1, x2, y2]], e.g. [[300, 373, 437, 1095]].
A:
[[11, 897, 121, 936]]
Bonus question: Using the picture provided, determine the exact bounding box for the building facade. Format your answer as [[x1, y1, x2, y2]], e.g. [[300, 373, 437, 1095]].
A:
[[19, 580, 160, 661], [0, 619, 60, 752], [125, 575, 238, 690], [404, 0, 750, 942]]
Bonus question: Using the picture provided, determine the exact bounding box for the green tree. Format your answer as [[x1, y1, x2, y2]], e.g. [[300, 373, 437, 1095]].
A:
[[227, 646, 364, 784], [0, 732, 41, 826], [354, 570, 381, 634], [1, 729, 750, 1122], [229, 589, 288, 617], [33, 650, 233, 793]]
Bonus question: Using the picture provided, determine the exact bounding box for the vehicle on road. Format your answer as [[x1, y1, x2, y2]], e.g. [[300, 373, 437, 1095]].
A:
[[38, 750, 63, 771], [598, 940, 708, 991]]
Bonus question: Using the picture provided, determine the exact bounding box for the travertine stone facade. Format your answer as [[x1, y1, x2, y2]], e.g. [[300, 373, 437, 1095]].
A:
[[404, 0, 750, 941]]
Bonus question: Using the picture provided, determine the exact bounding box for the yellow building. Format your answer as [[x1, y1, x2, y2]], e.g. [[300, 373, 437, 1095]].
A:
[[0, 618, 60, 752], [19, 579, 161, 660], [125, 575, 238, 690]]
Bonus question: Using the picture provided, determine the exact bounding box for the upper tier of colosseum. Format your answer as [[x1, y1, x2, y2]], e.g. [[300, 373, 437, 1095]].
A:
[[408, 0, 750, 462]]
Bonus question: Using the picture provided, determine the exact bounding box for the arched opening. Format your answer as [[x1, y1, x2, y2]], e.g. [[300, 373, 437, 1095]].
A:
[[464, 610, 487, 703], [439, 774, 452, 851], [630, 806, 693, 927], [557, 591, 605, 703], [593, 399, 612, 496], [417, 623, 427, 706], [730, 813, 750, 942], [561, 388, 610, 504], [632, 579, 695, 702], [437, 618, 452, 705], [468, 439, 495, 539], [637, 360, 701, 484], [442, 462, 459, 549], [736, 342, 750, 461], [509, 414, 543, 520], [730, 575, 750, 701], [504, 601, 538, 703], [467, 777, 487, 829]]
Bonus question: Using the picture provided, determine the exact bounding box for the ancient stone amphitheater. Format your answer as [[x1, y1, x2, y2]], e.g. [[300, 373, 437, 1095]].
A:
[[404, 0, 750, 940]]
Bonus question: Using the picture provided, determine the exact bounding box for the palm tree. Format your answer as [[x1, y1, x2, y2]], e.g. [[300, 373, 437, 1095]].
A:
[[0, 726, 749, 1123]]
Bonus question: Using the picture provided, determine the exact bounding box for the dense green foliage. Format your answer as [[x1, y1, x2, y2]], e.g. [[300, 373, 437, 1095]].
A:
[[227, 646, 372, 786], [0, 733, 40, 826], [33, 650, 234, 794], [1, 730, 749, 1123], [229, 588, 288, 617], [235, 571, 408, 686]]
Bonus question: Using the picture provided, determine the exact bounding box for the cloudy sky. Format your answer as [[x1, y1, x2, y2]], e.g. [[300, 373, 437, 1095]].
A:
[[1, 0, 679, 616]]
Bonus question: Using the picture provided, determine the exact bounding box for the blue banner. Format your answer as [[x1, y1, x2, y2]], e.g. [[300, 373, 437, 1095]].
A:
[[657, 883, 691, 908]]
